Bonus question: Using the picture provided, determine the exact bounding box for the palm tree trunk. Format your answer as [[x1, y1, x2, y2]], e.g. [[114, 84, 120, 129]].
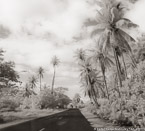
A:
[[121, 53, 127, 78], [100, 65, 109, 99], [51, 66, 56, 94], [102, 72, 109, 99], [113, 47, 121, 97], [99, 58, 109, 99], [98, 84, 106, 98], [91, 87, 100, 108]]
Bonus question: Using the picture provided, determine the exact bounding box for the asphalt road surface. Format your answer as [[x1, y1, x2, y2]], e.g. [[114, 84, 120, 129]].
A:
[[0, 109, 94, 131]]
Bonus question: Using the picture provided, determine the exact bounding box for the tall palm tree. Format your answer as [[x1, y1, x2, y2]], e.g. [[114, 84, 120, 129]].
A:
[[38, 67, 44, 91], [76, 49, 103, 107], [51, 56, 60, 94], [89, 49, 114, 99], [85, 0, 138, 91]]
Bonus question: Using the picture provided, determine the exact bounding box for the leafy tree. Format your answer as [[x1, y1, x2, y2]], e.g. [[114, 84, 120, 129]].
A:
[[38, 88, 71, 109], [0, 61, 19, 88], [38, 67, 44, 91], [89, 49, 114, 99], [76, 49, 103, 107], [51, 56, 60, 94]]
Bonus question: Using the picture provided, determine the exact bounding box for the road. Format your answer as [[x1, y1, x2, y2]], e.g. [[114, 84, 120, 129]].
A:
[[0, 109, 94, 131]]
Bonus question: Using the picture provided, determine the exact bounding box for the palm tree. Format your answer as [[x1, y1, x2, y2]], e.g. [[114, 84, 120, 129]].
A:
[[29, 75, 37, 89], [38, 67, 44, 91], [29, 75, 37, 109], [76, 49, 103, 107], [89, 49, 114, 99], [51, 56, 60, 94], [85, 0, 138, 91]]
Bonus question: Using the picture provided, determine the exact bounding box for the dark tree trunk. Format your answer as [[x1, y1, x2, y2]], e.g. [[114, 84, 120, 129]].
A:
[[99, 58, 109, 99], [91, 86, 100, 108], [51, 66, 56, 94], [113, 47, 122, 97], [121, 53, 127, 79], [101, 66, 109, 99]]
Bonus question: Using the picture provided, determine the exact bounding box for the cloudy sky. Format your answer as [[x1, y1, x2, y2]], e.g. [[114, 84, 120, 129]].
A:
[[0, 0, 144, 98]]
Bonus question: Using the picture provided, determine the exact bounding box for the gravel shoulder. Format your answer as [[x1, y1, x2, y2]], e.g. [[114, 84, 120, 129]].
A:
[[80, 108, 121, 130]]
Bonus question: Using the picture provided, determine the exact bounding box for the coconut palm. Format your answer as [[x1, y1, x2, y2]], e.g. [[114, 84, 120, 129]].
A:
[[76, 49, 103, 107], [51, 56, 60, 94], [85, 0, 138, 90], [38, 67, 44, 91], [89, 49, 114, 99]]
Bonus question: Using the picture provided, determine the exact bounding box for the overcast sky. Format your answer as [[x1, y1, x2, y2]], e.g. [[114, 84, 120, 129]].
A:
[[0, 0, 144, 98]]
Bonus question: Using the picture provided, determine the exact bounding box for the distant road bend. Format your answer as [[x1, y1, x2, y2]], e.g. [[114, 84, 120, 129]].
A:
[[1, 109, 94, 131]]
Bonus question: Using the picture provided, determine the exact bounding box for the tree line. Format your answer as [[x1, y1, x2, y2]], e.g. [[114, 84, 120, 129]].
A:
[[76, 0, 145, 128]]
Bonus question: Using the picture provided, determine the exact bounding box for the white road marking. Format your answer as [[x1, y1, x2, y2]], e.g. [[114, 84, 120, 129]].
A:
[[39, 128, 45, 131]]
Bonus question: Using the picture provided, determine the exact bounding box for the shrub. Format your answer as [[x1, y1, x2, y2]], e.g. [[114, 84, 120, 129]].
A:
[[0, 99, 19, 112], [38, 89, 71, 109], [90, 62, 145, 128]]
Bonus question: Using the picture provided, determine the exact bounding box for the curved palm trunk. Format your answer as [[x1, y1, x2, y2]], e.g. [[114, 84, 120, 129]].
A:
[[91, 89, 100, 108], [99, 58, 109, 99], [51, 66, 56, 94], [102, 72, 109, 99], [98, 84, 106, 98], [113, 47, 121, 98], [86, 67, 99, 107], [100, 64, 109, 99], [82, 59, 100, 107], [89, 83, 99, 107], [121, 53, 127, 79]]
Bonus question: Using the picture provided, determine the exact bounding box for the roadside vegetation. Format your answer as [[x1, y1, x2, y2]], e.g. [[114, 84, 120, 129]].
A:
[[76, 0, 145, 128], [0, 53, 71, 124]]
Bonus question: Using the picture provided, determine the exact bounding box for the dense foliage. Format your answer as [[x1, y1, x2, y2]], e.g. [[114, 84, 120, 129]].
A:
[[76, 0, 145, 128], [0, 49, 19, 90], [38, 88, 71, 109]]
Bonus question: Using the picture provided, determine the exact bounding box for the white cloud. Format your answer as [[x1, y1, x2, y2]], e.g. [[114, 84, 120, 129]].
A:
[[0, 0, 95, 41], [127, 0, 145, 32]]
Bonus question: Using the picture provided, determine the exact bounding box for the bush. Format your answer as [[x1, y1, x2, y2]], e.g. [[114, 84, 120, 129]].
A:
[[0, 99, 19, 112], [90, 62, 145, 128], [38, 89, 71, 109]]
